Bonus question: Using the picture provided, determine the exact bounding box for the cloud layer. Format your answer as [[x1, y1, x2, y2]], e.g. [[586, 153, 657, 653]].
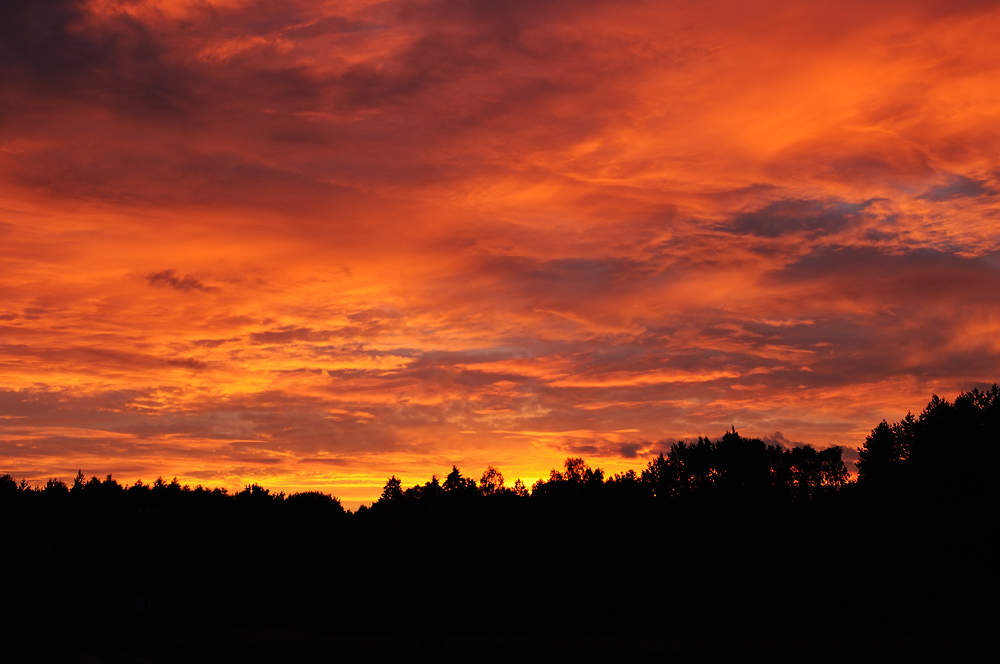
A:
[[2, 0, 1000, 505]]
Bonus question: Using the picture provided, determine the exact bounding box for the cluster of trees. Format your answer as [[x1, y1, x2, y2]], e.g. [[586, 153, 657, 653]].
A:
[[0, 470, 346, 521], [1, 430, 852, 518], [5, 384, 998, 515], [373, 465, 529, 505], [363, 385, 1000, 510], [639, 429, 848, 500], [1, 386, 998, 648], [857, 384, 1000, 502], [366, 429, 849, 512]]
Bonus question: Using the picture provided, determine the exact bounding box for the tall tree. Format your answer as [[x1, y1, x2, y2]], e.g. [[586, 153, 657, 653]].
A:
[[479, 466, 505, 496], [379, 476, 403, 503]]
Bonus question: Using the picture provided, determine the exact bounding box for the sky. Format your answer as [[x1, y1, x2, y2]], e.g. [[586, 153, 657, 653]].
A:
[[2, 0, 1000, 507]]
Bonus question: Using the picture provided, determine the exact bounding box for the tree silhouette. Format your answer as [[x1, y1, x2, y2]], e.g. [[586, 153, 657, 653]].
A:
[[562, 458, 588, 483], [379, 475, 403, 503], [443, 466, 477, 495], [479, 466, 505, 496], [817, 446, 850, 490], [854, 384, 1000, 505], [0, 473, 16, 497], [421, 474, 443, 499], [641, 429, 849, 501], [856, 415, 915, 486], [285, 491, 345, 521]]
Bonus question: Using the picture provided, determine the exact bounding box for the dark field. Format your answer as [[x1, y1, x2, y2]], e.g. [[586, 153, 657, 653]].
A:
[[22, 630, 1000, 663]]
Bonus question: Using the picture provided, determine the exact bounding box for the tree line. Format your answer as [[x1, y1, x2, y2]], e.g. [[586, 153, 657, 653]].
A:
[[1, 385, 997, 648], [11, 384, 995, 513], [1, 426, 855, 513]]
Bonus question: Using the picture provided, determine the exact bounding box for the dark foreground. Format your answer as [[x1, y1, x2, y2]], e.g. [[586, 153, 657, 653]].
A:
[[4, 491, 998, 662], [14, 629, 1000, 663], [5, 387, 1000, 660]]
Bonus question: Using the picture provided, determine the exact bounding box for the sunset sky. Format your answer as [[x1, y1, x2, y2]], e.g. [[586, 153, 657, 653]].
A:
[[3, 0, 1000, 507]]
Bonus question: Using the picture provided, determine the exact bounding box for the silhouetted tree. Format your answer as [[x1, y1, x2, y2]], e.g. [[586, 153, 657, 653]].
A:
[[72, 469, 86, 493], [712, 428, 780, 497], [379, 475, 403, 503], [479, 466, 505, 496], [856, 415, 914, 486], [234, 483, 283, 518], [777, 444, 849, 500], [854, 384, 1000, 505], [0, 473, 16, 498], [443, 466, 477, 495], [641, 438, 716, 498], [422, 474, 443, 499], [285, 491, 345, 519], [643, 430, 848, 501], [606, 469, 644, 503], [562, 458, 588, 483], [818, 446, 850, 490], [531, 458, 605, 500]]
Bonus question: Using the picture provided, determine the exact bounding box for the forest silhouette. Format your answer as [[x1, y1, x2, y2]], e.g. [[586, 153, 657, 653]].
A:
[[2, 386, 998, 660]]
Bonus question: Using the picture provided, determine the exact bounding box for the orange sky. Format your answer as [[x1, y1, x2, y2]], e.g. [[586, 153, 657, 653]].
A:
[[2, 0, 1000, 507]]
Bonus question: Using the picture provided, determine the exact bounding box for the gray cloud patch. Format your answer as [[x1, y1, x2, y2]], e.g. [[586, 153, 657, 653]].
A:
[[190, 338, 239, 348], [761, 431, 804, 449], [619, 442, 643, 458], [165, 358, 208, 371], [725, 199, 865, 238], [0, 0, 197, 114], [146, 269, 215, 292], [776, 247, 1000, 301], [249, 326, 331, 344], [918, 175, 995, 201]]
